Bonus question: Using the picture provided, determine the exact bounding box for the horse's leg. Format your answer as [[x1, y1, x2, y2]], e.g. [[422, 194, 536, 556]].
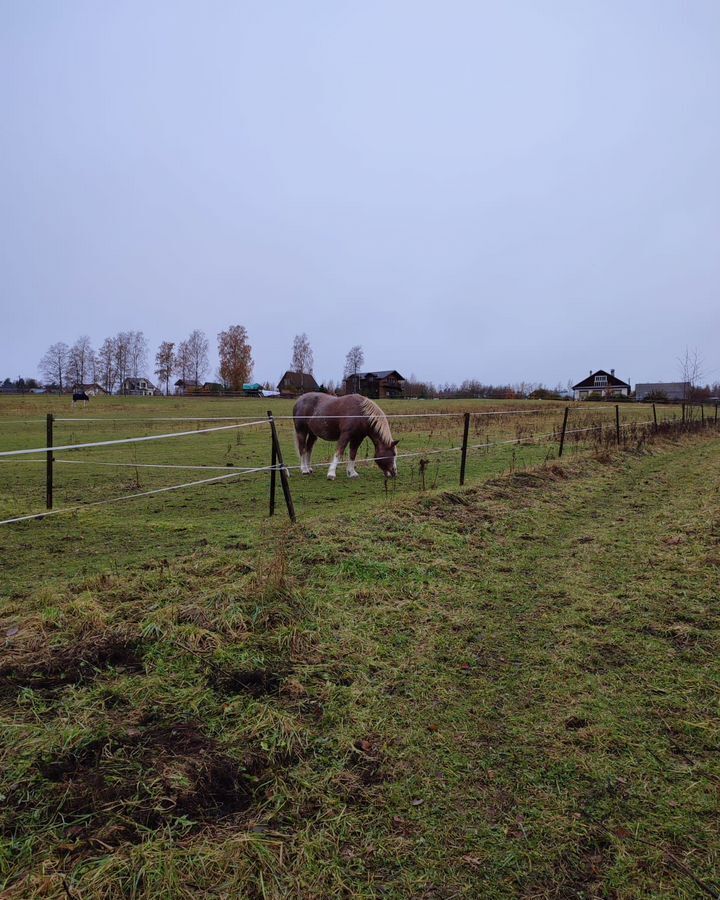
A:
[[346, 438, 362, 478], [327, 435, 349, 480], [295, 428, 310, 474], [305, 433, 317, 474]]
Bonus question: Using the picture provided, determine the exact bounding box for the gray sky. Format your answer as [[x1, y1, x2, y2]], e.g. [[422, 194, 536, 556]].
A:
[[1, 0, 719, 388]]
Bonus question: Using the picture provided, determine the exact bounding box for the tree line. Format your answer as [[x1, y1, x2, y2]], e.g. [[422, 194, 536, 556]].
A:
[[6, 335, 717, 399], [26, 328, 318, 395]]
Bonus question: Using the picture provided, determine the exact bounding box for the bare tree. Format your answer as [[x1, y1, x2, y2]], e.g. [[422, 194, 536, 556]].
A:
[[128, 331, 149, 378], [218, 325, 253, 391], [154, 341, 176, 396], [96, 337, 117, 393], [343, 345, 364, 393], [291, 333, 314, 374], [39, 342, 70, 391], [678, 346, 704, 401], [175, 339, 192, 387], [186, 330, 209, 386], [113, 331, 132, 392], [68, 336, 95, 386]]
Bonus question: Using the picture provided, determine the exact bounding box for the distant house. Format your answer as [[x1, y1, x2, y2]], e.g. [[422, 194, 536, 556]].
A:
[[572, 369, 630, 400], [174, 379, 200, 395], [202, 382, 224, 393], [343, 370, 405, 399], [635, 382, 690, 402], [277, 371, 319, 397], [120, 377, 156, 396], [72, 383, 109, 397]]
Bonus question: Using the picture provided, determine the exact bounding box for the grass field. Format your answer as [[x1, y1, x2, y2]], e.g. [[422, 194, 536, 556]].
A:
[[1, 397, 719, 897], [0, 395, 687, 594]]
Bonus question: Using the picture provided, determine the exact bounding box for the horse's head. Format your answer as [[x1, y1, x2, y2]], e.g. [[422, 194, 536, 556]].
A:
[[375, 439, 399, 477]]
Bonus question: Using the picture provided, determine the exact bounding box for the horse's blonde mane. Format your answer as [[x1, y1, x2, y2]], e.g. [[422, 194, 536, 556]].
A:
[[360, 396, 393, 445]]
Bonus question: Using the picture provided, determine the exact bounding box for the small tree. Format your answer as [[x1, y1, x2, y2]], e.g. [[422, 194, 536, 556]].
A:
[[175, 340, 192, 387], [186, 330, 209, 386], [291, 333, 314, 374], [217, 325, 253, 391], [678, 346, 703, 402], [96, 337, 117, 394], [128, 331, 149, 378], [39, 342, 70, 391], [68, 335, 95, 386], [113, 331, 132, 392], [154, 341, 176, 396], [343, 345, 364, 393]]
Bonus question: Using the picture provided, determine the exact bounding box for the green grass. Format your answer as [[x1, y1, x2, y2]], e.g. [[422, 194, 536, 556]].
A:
[[1, 415, 719, 898]]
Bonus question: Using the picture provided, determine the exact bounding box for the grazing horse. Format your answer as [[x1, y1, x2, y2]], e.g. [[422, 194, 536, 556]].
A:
[[293, 393, 399, 480], [72, 391, 90, 407]]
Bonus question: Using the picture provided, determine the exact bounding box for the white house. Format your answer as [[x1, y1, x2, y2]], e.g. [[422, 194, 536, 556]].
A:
[[572, 369, 631, 400]]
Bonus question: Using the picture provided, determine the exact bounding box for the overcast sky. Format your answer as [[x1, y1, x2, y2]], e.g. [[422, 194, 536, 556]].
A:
[[1, 1, 719, 388]]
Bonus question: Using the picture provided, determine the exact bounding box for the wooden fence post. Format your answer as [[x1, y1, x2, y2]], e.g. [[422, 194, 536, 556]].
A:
[[715, 402, 718, 424], [615, 404, 620, 446], [268, 420, 277, 517], [46, 413, 53, 510], [459, 412, 470, 486], [682, 403, 686, 422], [652, 403, 658, 431], [701, 404, 705, 424], [558, 406, 569, 458], [267, 411, 296, 523]]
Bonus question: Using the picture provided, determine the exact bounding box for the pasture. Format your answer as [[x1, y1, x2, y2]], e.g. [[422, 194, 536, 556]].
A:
[[0, 394, 682, 593], [1, 395, 719, 898]]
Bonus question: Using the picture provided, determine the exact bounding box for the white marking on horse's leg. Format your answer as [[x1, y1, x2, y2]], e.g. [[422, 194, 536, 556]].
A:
[[347, 456, 359, 478], [327, 453, 339, 480]]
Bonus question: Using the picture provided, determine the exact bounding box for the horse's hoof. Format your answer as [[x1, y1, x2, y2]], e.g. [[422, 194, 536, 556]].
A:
[[327, 473, 336, 481], [347, 471, 359, 478]]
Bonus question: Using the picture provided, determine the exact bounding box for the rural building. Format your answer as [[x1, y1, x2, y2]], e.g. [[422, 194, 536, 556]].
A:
[[277, 371, 319, 397], [174, 379, 200, 395], [120, 377, 156, 396], [572, 369, 630, 400], [344, 370, 405, 399], [635, 382, 690, 402], [72, 383, 109, 397], [242, 382, 263, 397]]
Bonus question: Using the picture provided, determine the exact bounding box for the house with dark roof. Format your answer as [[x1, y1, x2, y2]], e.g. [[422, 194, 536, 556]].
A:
[[174, 379, 200, 395], [343, 370, 405, 399], [572, 369, 630, 400], [277, 371, 319, 397], [120, 377, 157, 396]]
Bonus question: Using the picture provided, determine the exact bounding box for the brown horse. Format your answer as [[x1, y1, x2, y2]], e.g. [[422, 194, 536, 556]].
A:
[[293, 393, 399, 479]]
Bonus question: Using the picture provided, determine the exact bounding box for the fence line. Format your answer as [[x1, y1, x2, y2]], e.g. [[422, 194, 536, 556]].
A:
[[0, 409, 714, 528], [0, 465, 275, 527], [54, 408, 554, 423], [54, 459, 270, 472], [0, 419, 268, 458]]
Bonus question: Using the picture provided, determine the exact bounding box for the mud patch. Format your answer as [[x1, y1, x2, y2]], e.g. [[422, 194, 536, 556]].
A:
[[0, 628, 143, 692], [209, 666, 286, 697], [21, 722, 269, 851]]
